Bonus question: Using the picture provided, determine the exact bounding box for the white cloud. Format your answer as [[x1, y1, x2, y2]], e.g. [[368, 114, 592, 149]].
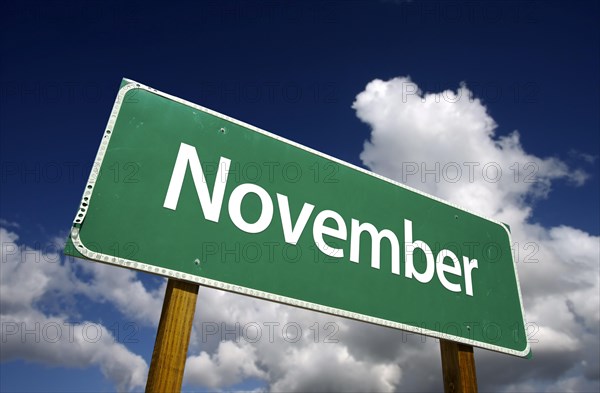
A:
[[354, 77, 587, 220], [183, 286, 409, 392], [569, 149, 598, 164], [352, 76, 599, 392], [0, 227, 158, 392], [1, 310, 147, 392], [269, 343, 401, 393], [0, 218, 20, 228], [75, 260, 166, 326], [184, 340, 267, 388]]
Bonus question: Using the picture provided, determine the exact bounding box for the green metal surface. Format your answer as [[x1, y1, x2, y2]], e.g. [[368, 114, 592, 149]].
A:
[[65, 79, 529, 357]]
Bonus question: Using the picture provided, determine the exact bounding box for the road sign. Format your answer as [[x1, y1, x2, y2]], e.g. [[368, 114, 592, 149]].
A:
[[65, 78, 530, 357]]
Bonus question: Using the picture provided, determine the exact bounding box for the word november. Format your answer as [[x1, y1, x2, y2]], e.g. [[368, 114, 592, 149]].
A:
[[163, 143, 478, 296]]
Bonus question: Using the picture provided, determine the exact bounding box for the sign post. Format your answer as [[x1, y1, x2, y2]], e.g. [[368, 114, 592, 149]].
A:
[[440, 339, 478, 393], [145, 279, 199, 392], [65, 78, 530, 391]]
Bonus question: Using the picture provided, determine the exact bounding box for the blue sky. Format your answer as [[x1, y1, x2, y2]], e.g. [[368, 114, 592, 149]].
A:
[[1, 1, 599, 392]]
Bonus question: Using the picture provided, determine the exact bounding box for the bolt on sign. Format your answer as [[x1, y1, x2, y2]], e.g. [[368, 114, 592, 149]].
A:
[[65, 79, 530, 357]]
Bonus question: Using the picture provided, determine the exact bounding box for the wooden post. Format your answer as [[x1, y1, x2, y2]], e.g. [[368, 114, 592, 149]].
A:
[[146, 279, 199, 393], [439, 339, 478, 393]]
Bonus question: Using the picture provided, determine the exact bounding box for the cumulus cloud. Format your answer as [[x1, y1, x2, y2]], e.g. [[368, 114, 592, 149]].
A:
[[183, 286, 408, 392], [352, 76, 599, 392], [354, 77, 588, 221], [0, 227, 161, 392], [270, 343, 401, 392], [1, 310, 147, 392], [74, 259, 166, 326], [184, 340, 267, 388]]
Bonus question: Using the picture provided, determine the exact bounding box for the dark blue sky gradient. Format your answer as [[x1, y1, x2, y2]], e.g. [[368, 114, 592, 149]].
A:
[[1, 1, 598, 239]]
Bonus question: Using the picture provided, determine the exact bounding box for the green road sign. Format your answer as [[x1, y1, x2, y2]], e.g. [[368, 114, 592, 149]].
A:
[[65, 78, 530, 357]]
